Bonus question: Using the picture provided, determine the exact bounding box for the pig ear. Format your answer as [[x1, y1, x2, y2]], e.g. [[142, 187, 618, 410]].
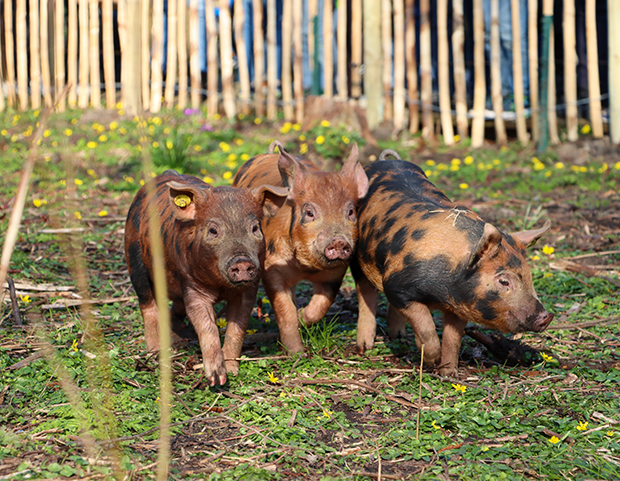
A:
[[510, 219, 551, 248], [339, 143, 369, 199], [268, 140, 284, 154], [167, 181, 206, 222], [468, 223, 503, 270], [277, 149, 306, 192], [251, 184, 291, 217]]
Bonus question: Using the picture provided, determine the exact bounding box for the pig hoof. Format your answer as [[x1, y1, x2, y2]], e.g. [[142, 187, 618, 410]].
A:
[[225, 360, 240, 376]]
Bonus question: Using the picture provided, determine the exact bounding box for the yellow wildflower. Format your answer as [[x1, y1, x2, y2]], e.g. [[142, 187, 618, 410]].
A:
[[342, 136, 350, 144], [43, 129, 51, 137], [300, 143, 308, 154], [451, 158, 461, 166], [203, 176, 214, 184], [74, 179, 83, 186], [459, 183, 469, 190], [74, 211, 82, 220], [267, 371, 279, 383], [98, 210, 108, 217], [87, 141, 97, 149], [20, 295, 31, 305], [220, 142, 231, 152], [254, 117, 262, 125], [223, 171, 233, 180], [464, 156, 474, 165], [166, 140, 174, 150], [555, 162, 565, 169], [576, 421, 588, 431], [299, 134, 306, 141], [541, 352, 554, 362], [549, 436, 560, 444], [425, 159, 436, 166], [542, 245, 555, 255], [194, 145, 202, 152], [316, 135, 325, 145], [71, 339, 79, 352], [452, 383, 467, 393], [580, 124, 591, 134], [321, 120, 331, 127], [216, 318, 227, 328], [64, 128, 73, 136]]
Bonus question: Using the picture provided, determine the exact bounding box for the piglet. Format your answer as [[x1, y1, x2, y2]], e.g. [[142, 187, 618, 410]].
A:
[[124, 170, 288, 386], [353, 151, 553, 375], [233, 142, 369, 354]]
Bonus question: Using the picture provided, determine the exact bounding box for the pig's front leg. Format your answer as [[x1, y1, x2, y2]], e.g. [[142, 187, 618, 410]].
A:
[[264, 273, 305, 354], [222, 286, 258, 376], [396, 301, 441, 367], [298, 277, 343, 326], [439, 310, 467, 375], [139, 297, 161, 352], [184, 288, 227, 386], [355, 273, 379, 353]]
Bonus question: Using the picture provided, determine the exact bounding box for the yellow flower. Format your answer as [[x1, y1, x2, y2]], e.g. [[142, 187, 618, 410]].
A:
[[597, 163, 608, 173], [235, 138, 244, 146], [238, 113, 245, 120], [241, 153, 250, 161], [74, 211, 82, 220], [320, 120, 331, 127], [579, 166, 587, 173], [580, 124, 591, 134], [87, 141, 97, 149], [52, 141, 58, 147], [116, 102, 123, 109], [464, 156, 474, 165], [163, 128, 171, 135], [216, 318, 227, 328], [152, 116, 162, 125], [64, 128, 73, 136], [119, 127, 127, 135], [152, 141, 159, 149], [533, 162, 545, 171], [425, 160, 436, 166], [254, 117, 262, 125], [220, 142, 230, 152], [223, 171, 233, 180], [459, 183, 469, 190], [532, 255, 540, 261], [300, 143, 308, 154], [71, 118, 78, 125], [452, 383, 467, 393], [71, 339, 79, 352], [492, 159, 501, 166], [555, 162, 565, 169], [34, 109, 40, 117], [342, 136, 350, 144], [59, 179, 66, 186], [194, 145, 202, 152], [166, 140, 174, 150], [451, 158, 461, 166], [319, 409, 333, 419], [576, 421, 588, 431], [213, 113, 221, 121], [140, 179, 145, 185], [454, 135, 460, 142], [542, 245, 554, 255], [280, 122, 292, 134], [227, 153, 238, 162], [99, 134, 108, 142], [431, 420, 441, 430], [450, 165, 460, 172], [424, 170, 432, 177], [545, 171, 552, 177], [109, 121, 118, 130], [437, 163, 448, 171], [549, 436, 560, 444], [247, 329, 257, 335], [43, 129, 51, 137], [0, 129, 7, 136], [316, 135, 325, 145], [299, 134, 306, 141], [541, 352, 554, 362], [293, 123, 301, 131], [20, 295, 31, 304], [33, 199, 43, 208], [544, 272, 553, 278], [614, 162, 620, 171], [203, 176, 214, 184], [98, 210, 108, 217], [74, 178, 84, 186], [267, 371, 279, 383], [607, 431, 614, 437]]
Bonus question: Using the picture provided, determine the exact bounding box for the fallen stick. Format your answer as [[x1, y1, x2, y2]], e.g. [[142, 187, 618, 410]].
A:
[[42, 296, 136, 309]]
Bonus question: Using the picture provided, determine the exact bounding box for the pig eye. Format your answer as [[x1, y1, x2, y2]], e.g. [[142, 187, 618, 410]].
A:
[[207, 224, 219, 238], [345, 202, 356, 222], [251, 221, 261, 236], [499, 278, 510, 288], [301, 203, 317, 224]]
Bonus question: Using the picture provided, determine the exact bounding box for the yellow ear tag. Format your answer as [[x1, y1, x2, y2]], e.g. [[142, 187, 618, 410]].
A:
[[174, 194, 191, 208]]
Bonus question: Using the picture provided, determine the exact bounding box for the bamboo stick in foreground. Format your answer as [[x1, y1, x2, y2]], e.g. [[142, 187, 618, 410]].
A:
[[89, 0, 101, 108], [177, 0, 188, 109], [206, 0, 219, 117], [4, 0, 17, 107], [452, 0, 468, 139], [30, 0, 42, 109], [393, 0, 406, 131], [470, 0, 486, 148], [336, 0, 348, 101], [16, 0, 28, 110], [419, 0, 433, 139], [563, 0, 578, 141], [528, 0, 539, 140], [150, 0, 164, 112], [54, 0, 66, 111], [164, 0, 178, 108], [103, 0, 116, 107], [511, 0, 529, 143], [382, 0, 393, 121], [437, 0, 454, 145], [585, 0, 603, 138], [78, 0, 90, 108], [406, 0, 419, 133], [40, 0, 53, 108], [282, 0, 294, 120], [266, 0, 277, 120], [253, 0, 265, 117], [323, 0, 333, 98], [234, 0, 251, 115], [219, 0, 236, 118], [490, 0, 507, 144], [293, 0, 304, 122]]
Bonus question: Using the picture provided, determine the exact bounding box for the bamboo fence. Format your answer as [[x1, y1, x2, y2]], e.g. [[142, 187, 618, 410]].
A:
[[0, 0, 615, 145]]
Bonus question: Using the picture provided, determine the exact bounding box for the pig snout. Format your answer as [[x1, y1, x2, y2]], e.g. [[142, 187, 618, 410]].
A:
[[226, 256, 259, 284], [532, 310, 554, 332], [324, 237, 352, 261]]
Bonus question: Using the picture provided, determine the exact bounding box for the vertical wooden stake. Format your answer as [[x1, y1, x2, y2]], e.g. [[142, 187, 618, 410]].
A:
[[118, 0, 127, 107], [419, 0, 433, 139], [177, 0, 188, 109], [188, 0, 200, 108], [4, 0, 17, 106], [125, 0, 142, 115], [30, 0, 42, 109], [336, 0, 348, 101], [253, 0, 265, 117], [471, 0, 486, 148], [490, 0, 507, 144], [266, 0, 277, 120], [406, 0, 419, 133], [416, 343, 424, 441], [585, 0, 603, 138], [219, 0, 235, 118], [452, 0, 468, 139], [393, 0, 406, 131], [67, 0, 78, 107], [609, 0, 620, 144], [164, 0, 178, 109], [382, 0, 393, 121], [364, 0, 382, 129], [351, 0, 362, 101], [511, 0, 529, 143], [438, 0, 454, 145], [282, 0, 294, 120], [563, 0, 578, 141], [102, 0, 116, 108], [141, 0, 151, 110], [293, 0, 304, 122], [323, 0, 333, 98], [54, 0, 66, 111], [234, 0, 251, 115], [40, 0, 54, 107], [528, 0, 539, 139], [89, 0, 101, 108], [150, 0, 164, 112], [549, 24, 559, 144], [17, 0, 29, 110], [77, 0, 89, 109], [206, 0, 219, 117]]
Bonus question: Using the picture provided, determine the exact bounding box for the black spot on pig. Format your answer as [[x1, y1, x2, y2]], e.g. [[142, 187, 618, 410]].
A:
[[411, 228, 426, 241], [389, 227, 408, 256], [267, 239, 276, 254], [476, 290, 500, 321]]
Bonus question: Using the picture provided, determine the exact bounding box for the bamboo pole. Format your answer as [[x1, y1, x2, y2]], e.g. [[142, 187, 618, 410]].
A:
[[125, 0, 142, 115], [437, 0, 454, 145], [40, 0, 53, 107], [452, 0, 468, 139], [585, 0, 603, 138], [549, 24, 559, 144], [419, 0, 433, 139], [219, 0, 235, 118], [117, 0, 127, 106], [177, 0, 188, 109], [364, 0, 382, 129], [293, 0, 304, 122], [351, 0, 362, 100], [308, 0, 317, 62], [164, 0, 178, 108], [141, 0, 151, 110], [563, 0, 578, 141], [470, 0, 486, 148], [188, 0, 200, 108], [150, 0, 164, 112], [30, 0, 42, 109], [336, 0, 347, 100], [77, 0, 90, 108], [4, 0, 17, 107], [234, 0, 251, 114], [253, 0, 265, 117], [89, 0, 101, 107], [393, 0, 406, 131], [54, 0, 66, 111], [102, 0, 115, 107], [206, 0, 219, 117], [323, 0, 333, 98], [68, 0, 78, 107], [610, 0, 620, 144], [281, 0, 294, 120], [511, 0, 528, 143], [15, 0, 28, 110], [266, 0, 277, 119], [406, 0, 418, 133], [528, 0, 539, 140], [381, 0, 393, 120], [490, 0, 507, 144]]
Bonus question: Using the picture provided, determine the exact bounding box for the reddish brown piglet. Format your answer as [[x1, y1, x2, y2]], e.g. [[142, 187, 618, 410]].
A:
[[124, 170, 288, 386], [353, 151, 553, 375], [233, 142, 369, 354]]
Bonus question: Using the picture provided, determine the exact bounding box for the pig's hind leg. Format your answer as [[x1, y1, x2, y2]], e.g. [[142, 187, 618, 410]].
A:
[[394, 302, 441, 367], [438, 311, 467, 375], [354, 274, 380, 353]]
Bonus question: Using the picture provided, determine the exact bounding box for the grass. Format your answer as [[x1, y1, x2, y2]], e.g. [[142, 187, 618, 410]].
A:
[[0, 106, 619, 480]]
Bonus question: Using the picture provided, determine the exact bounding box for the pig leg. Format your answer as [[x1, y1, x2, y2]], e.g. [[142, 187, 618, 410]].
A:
[[396, 302, 441, 367], [139, 299, 160, 352], [222, 288, 257, 376], [299, 279, 343, 326], [387, 304, 407, 340], [355, 274, 379, 353], [184, 290, 227, 386], [439, 311, 467, 375], [264, 277, 305, 354]]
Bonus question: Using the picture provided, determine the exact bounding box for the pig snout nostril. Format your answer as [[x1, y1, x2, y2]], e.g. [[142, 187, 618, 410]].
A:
[[227, 258, 258, 283], [534, 312, 554, 332], [325, 238, 352, 261]]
